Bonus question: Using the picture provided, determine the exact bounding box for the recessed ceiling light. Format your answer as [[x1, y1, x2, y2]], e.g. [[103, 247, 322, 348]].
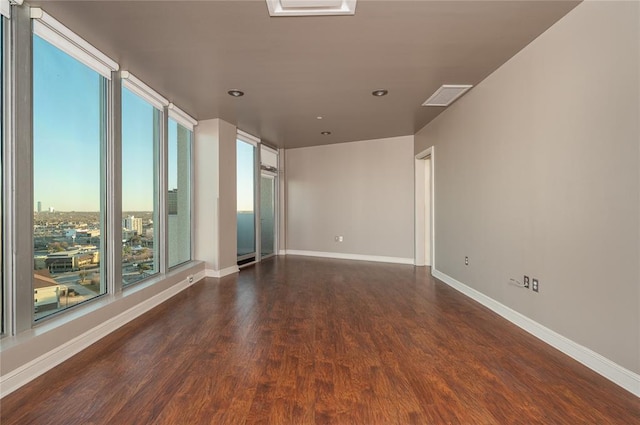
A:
[[321, 131, 332, 135], [317, 116, 323, 120], [372, 89, 388, 97], [228, 89, 245, 97]]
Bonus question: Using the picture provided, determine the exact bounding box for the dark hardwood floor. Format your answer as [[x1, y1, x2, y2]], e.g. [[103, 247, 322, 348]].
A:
[[1, 257, 639, 424]]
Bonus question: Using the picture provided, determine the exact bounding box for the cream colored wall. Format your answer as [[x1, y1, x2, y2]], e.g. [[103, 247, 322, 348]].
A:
[[415, 1, 639, 373], [278, 149, 287, 254], [194, 119, 220, 271], [194, 118, 238, 273], [218, 120, 239, 270], [286, 136, 415, 261]]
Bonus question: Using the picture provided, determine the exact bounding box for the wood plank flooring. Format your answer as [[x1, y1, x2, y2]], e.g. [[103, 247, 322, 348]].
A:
[[1, 256, 639, 424]]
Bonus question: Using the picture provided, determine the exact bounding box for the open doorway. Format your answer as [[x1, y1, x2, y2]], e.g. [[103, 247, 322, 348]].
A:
[[415, 147, 434, 268]]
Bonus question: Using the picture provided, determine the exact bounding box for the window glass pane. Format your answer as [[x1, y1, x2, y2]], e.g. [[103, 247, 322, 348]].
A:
[[237, 139, 255, 260], [260, 176, 275, 258], [167, 118, 191, 267], [121, 87, 159, 285], [33, 35, 106, 320]]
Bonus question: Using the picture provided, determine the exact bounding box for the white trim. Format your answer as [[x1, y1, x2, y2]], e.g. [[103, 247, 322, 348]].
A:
[[121, 71, 168, 110], [0, 270, 205, 397], [266, 0, 357, 17], [0, 0, 9, 19], [0, 0, 21, 19], [31, 8, 118, 79], [278, 249, 287, 256], [261, 144, 278, 170], [168, 103, 197, 130], [205, 266, 240, 278], [432, 269, 640, 397], [237, 129, 260, 145], [415, 146, 435, 268], [261, 144, 278, 155], [286, 250, 414, 265]]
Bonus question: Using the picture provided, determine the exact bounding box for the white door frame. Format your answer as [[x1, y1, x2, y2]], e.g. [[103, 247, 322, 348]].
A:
[[414, 147, 435, 268]]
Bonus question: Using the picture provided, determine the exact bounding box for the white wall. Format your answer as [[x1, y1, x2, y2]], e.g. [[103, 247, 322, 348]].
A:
[[286, 136, 415, 263], [415, 0, 639, 375]]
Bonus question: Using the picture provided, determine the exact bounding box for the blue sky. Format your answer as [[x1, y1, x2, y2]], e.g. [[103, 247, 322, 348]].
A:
[[122, 87, 156, 211], [33, 35, 253, 213], [33, 35, 102, 211], [237, 140, 254, 212], [33, 36, 185, 212]]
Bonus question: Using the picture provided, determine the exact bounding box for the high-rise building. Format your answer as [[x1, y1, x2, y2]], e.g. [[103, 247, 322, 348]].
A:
[[37, 201, 42, 213], [168, 189, 178, 215], [122, 215, 143, 235]]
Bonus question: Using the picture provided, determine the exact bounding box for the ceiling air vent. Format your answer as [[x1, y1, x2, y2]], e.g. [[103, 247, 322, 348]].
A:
[[422, 85, 473, 107], [266, 0, 357, 16]]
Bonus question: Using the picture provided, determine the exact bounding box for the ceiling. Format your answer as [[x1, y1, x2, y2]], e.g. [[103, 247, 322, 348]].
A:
[[28, 0, 581, 149]]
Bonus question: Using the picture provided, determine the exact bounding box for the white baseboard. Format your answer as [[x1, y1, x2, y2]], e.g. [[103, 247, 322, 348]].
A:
[[432, 269, 640, 397], [205, 266, 240, 278], [192, 270, 206, 284], [285, 249, 414, 265], [0, 271, 205, 398], [278, 250, 286, 256]]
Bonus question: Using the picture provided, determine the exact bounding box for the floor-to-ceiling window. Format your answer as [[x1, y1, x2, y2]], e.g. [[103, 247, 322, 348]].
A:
[[2, 5, 198, 339], [237, 135, 257, 264], [237, 133, 279, 265], [32, 33, 108, 320], [121, 78, 163, 285], [167, 114, 193, 268]]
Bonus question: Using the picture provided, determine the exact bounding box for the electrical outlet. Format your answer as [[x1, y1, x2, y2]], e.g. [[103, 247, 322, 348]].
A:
[[464, 256, 469, 266], [188, 275, 194, 284], [523, 275, 530, 289], [532, 278, 539, 292], [334, 236, 343, 242]]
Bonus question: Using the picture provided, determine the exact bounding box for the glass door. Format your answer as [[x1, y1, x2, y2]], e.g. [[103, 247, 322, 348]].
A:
[[237, 139, 256, 264], [260, 174, 276, 258]]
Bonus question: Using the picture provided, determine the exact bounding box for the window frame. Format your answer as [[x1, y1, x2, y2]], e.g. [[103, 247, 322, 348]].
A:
[[31, 26, 112, 322], [235, 133, 280, 266], [120, 72, 168, 287], [166, 110, 194, 269], [3, 3, 198, 335], [1, 9, 9, 336]]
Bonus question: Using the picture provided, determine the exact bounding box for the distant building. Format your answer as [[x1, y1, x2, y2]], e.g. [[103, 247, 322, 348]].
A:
[[48, 207, 55, 213], [45, 249, 99, 273], [76, 229, 100, 239], [123, 215, 143, 235], [37, 201, 42, 213], [168, 189, 178, 215], [34, 271, 65, 313]]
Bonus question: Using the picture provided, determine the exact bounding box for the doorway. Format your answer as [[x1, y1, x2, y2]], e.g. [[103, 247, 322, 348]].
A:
[[415, 147, 434, 267]]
